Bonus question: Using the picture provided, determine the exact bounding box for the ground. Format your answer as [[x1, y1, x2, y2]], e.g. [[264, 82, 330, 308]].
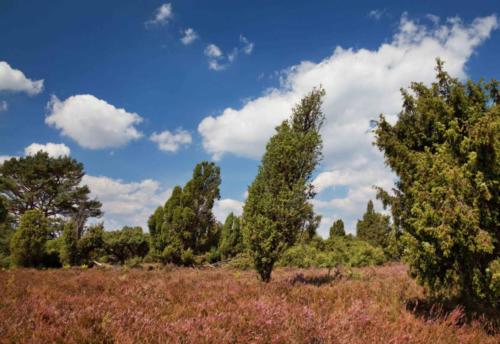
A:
[[0, 264, 498, 343]]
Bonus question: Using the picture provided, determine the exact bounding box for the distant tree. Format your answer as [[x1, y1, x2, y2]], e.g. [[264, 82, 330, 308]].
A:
[[219, 213, 243, 259], [329, 219, 345, 238], [77, 223, 105, 265], [149, 161, 221, 264], [10, 210, 49, 267], [60, 220, 79, 266], [374, 60, 500, 305], [104, 226, 149, 264], [0, 152, 102, 235], [243, 87, 325, 282], [356, 200, 391, 248]]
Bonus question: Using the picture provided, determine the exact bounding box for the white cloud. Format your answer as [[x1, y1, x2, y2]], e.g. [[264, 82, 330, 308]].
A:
[[181, 28, 198, 45], [45, 94, 143, 149], [204, 36, 254, 71], [368, 9, 386, 21], [146, 3, 173, 26], [24, 142, 70, 158], [213, 198, 244, 222], [150, 129, 192, 152], [82, 175, 172, 229], [205, 44, 223, 58], [240, 35, 254, 54], [0, 101, 7, 112], [0, 61, 43, 95], [198, 14, 498, 236]]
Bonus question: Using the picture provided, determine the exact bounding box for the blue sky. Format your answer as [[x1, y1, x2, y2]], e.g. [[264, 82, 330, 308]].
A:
[[1, 0, 499, 235]]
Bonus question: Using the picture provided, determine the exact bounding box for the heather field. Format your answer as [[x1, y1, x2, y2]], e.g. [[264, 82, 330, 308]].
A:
[[0, 264, 498, 344]]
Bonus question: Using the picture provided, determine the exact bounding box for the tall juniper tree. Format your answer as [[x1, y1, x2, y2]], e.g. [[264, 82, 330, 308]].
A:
[[243, 87, 325, 282], [375, 60, 500, 306], [148, 161, 221, 264]]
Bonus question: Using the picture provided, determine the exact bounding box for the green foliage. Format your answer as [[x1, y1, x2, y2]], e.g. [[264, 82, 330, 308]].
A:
[[0, 198, 14, 267], [77, 224, 106, 265], [104, 226, 149, 264], [219, 213, 243, 259], [356, 200, 391, 248], [149, 161, 221, 265], [0, 152, 102, 236], [374, 60, 500, 306], [278, 236, 387, 269], [60, 220, 79, 266], [329, 219, 345, 238], [243, 87, 325, 282], [10, 210, 49, 267]]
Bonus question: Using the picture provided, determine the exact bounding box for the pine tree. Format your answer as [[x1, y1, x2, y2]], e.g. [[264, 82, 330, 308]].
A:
[[375, 60, 500, 306], [243, 87, 325, 282], [10, 209, 49, 267], [329, 219, 345, 238], [356, 200, 390, 248]]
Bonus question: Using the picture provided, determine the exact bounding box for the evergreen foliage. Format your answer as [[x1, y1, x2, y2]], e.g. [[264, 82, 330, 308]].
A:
[[60, 220, 79, 266], [374, 60, 500, 306], [0, 152, 102, 236], [356, 200, 391, 248], [10, 210, 49, 267], [148, 161, 221, 265], [104, 226, 149, 264], [243, 88, 325, 282], [329, 219, 346, 238], [219, 213, 243, 259]]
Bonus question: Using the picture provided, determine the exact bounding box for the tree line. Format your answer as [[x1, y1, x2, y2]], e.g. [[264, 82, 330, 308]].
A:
[[0, 60, 498, 309]]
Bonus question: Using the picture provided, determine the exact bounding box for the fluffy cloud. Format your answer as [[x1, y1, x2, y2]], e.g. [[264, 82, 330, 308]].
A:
[[0, 61, 43, 95], [0, 101, 7, 112], [181, 28, 198, 45], [82, 175, 171, 229], [198, 14, 498, 235], [204, 44, 223, 58], [24, 142, 70, 158], [146, 3, 173, 26], [213, 198, 244, 222], [150, 129, 192, 152], [45, 94, 143, 149]]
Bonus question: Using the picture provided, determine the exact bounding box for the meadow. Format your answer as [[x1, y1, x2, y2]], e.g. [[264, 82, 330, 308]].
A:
[[1, 264, 498, 344]]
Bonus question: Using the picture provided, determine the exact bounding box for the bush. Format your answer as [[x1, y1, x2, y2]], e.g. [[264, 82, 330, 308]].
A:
[[10, 210, 49, 267]]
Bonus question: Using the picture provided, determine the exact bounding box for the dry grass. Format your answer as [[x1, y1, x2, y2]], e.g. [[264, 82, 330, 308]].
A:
[[0, 264, 497, 343]]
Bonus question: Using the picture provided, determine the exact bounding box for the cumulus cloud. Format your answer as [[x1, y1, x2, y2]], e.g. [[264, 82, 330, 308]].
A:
[[181, 28, 198, 45], [45, 94, 143, 149], [198, 14, 498, 235], [0, 61, 44, 95], [82, 175, 171, 229], [213, 198, 244, 222], [150, 129, 192, 152], [0, 101, 7, 112], [146, 3, 173, 26], [24, 142, 70, 158], [205, 44, 223, 58]]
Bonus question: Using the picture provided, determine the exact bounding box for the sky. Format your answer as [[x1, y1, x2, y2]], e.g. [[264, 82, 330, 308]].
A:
[[0, 0, 499, 236]]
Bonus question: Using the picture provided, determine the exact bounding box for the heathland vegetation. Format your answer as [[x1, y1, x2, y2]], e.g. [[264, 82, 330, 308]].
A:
[[0, 61, 499, 341]]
